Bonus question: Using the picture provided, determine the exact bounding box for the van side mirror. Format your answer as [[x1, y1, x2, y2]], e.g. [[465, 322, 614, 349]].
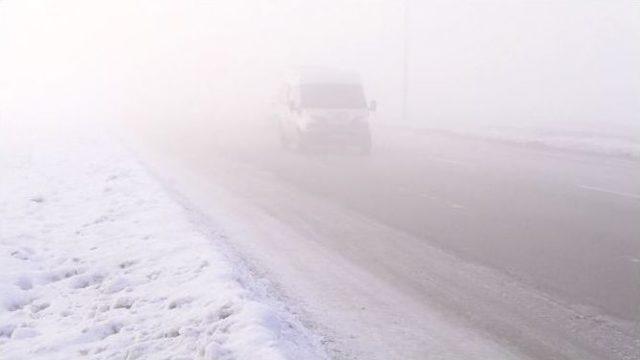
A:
[[369, 100, 377, 112]]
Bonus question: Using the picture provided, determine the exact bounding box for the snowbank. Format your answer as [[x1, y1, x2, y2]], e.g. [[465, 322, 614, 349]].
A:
[[466, 126, 640, 159], [392, 124, 640, 159], [0, 125, 323, 359]]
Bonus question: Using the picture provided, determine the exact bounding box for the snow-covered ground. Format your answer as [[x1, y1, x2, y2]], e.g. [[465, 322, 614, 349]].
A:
[[460, 125, 640, 159], [390, 123, 640, 159], [0, 123, 324, 359]]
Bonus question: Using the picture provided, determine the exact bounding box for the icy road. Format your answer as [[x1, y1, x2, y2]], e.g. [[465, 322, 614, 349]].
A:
[[133, 124, 639, 360]]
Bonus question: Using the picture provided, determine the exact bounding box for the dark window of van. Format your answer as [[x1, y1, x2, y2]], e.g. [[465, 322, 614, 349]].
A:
[[300, 83, 366, 109]]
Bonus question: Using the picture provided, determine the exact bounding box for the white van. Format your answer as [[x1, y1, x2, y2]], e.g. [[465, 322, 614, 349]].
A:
[[274, 67, 376, 154]]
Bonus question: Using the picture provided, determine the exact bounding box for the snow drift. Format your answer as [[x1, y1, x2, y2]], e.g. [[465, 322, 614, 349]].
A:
[[0, 123, 324, 359]]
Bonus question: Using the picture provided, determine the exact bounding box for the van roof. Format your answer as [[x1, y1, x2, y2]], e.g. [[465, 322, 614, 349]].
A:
[[292, 67, 362, 85]]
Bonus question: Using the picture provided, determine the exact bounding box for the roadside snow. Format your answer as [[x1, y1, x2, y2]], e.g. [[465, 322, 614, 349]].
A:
[[392, 124, 640, 159], [0, 124, 323, 359]]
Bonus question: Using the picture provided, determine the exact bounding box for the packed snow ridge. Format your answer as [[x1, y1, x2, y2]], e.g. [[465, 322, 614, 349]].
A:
[[0, 126, 324, 359]]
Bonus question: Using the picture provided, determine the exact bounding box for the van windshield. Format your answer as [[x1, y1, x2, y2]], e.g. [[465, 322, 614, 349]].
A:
[[300, 83, 367, 109]]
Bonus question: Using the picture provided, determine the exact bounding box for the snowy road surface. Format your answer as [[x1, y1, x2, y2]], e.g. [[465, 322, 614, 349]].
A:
[[133, 122, 639, 359], [0, 126, 324, 359]]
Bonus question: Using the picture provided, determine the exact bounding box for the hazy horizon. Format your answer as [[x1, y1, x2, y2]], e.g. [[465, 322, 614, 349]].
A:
[[2, 0, 638, 137]]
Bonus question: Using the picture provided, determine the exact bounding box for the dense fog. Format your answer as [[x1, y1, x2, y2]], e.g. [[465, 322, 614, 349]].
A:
[[2, 0, 638, 137], [1, 1, 639, 359]]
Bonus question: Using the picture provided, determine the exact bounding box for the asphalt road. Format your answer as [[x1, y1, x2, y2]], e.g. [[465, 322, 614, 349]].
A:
[[223, 126, 640, 319], [135, 123, 640, 359]]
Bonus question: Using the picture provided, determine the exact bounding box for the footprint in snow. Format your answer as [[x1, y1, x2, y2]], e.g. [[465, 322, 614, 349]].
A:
[[78, 321, 124, 342], [30, 301, 50, 313], [0, 324, 17, 338], [4, 295, 33, 312], [103, 277, 130, 294], [44, 267, 83, 284], [69, 272, 105, 289], [11, 327, 40, 340], [30, 196, 45, 203], [167, 296, 194, 310], [113, 296, 135, 310], [10, 247, 35, 261], [118, 259, 137, 269], [15, 275, 33, 290]]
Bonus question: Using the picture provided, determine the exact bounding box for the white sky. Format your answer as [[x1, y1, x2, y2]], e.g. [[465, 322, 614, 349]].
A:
[[1, 0, 638, 133]]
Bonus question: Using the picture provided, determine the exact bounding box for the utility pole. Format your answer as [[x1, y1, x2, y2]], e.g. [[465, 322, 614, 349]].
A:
[[402, 0, 409, 123]]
